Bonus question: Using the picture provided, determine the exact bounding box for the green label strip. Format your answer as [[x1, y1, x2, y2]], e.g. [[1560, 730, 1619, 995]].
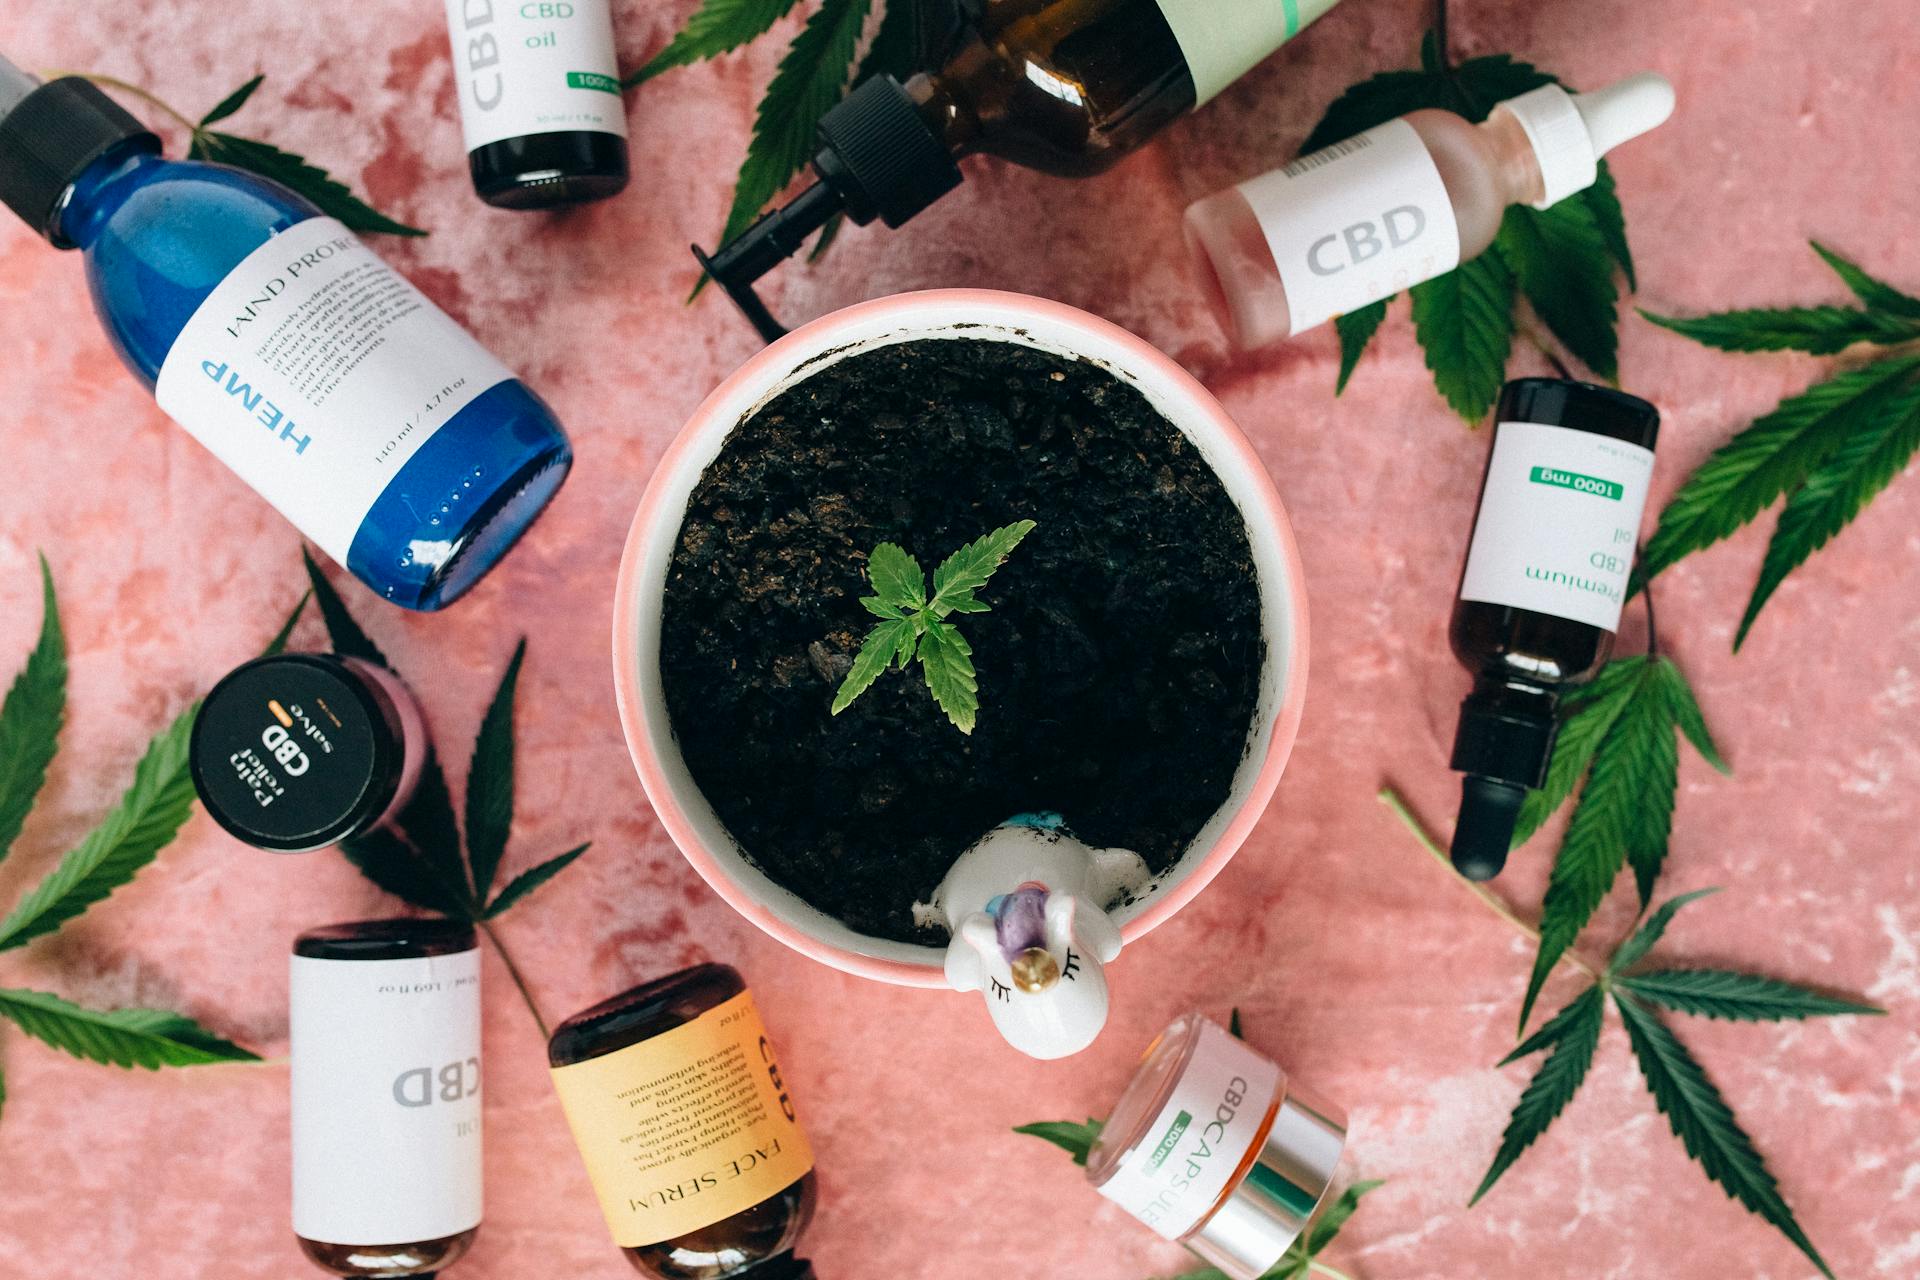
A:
[[567, 71, 621, 95], [1530, 466, 1623, 500], [1146, 1110, 1192, 1172]]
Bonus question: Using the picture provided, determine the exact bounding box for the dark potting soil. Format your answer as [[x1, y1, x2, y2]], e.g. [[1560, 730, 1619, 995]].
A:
[[659, 338, 1265, 944]]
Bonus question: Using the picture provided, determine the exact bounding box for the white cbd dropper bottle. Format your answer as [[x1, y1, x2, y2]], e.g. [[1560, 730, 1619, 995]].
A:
[[1183, 72, 1676, 350]]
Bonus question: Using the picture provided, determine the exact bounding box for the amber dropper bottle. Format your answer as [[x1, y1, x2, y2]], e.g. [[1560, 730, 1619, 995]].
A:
[[1448, 379, 1660, 880], [549, 965, 817, 1279], [697, 0, 1343, 339]]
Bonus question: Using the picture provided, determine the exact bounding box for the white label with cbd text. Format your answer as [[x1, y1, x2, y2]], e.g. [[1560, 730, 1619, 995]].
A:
[[1095, 1019, 1283, 1240], [445, 0, 628, 150], [290, 948, 483, 1245], [1460, 421, 1656, 632], [1240, 118, 1461, 336], [1154, 0, 1343, 104], [154, 217, 514, 563]]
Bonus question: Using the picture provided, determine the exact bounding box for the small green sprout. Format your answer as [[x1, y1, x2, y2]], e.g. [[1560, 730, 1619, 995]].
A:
[[830, 521, 1037, 734]]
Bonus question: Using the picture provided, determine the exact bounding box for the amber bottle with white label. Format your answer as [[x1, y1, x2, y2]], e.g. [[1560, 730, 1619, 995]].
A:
[[548, 965, 817, 1279], [698, 0, 1345, 339], [291, 919, 483, 1277], [1448, 379, 1660, 881], [1184, 72, 1674, 349]]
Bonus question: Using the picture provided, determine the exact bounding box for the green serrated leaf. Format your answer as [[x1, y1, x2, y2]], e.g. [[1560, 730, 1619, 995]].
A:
[[0, 555, 66, 868], [1500, 200, 1620, 381], [1012, 1118, 1103, 1166], [1473, 985, 1602, 1204], [1811, 241, 1920, 319], [192, 131, 425, 237], [1619, 969, 1885, 1022], [1302, 1178, 1385, 1256], [1585, 161, 1635, 290], [857, 596, 905, 620], [1608, 887, 1720, 976], [1640, 304, 1920, 354], [0, 700, 198, 951], [199, 74, 264, 126], [391, 751, 476, 914], [930, 520, 1036, 614], [1614, 990, 1833, 1278], [1498, 979, 1606, 1066], [303, 549, 389, 669], [465, 640, 525, 900], [918, 621, 978, 734], [1635, 355, 1920, 586], [831, 619, 909, 715], [261, 590, 309, 659], [1656, 658, 1729, 773], [0, 987, 258, 1068], [337, 826, 470, 918], [1410, 251, 1515, 423], [1512, 656, 1649, 847], [1735, 375, 1920, 649], [623, 0, 806, 87], [1334, 300, 1389, 394], [866, 543, 926, 610], [485, 843, 589, 918], [713, 0, 872, 254], [1299, 68, 1452, 153], [1520, 659, 1681, 1028]]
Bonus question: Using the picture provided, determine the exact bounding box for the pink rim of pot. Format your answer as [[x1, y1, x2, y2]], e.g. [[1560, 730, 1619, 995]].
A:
[[612, 289, 1310, 989]]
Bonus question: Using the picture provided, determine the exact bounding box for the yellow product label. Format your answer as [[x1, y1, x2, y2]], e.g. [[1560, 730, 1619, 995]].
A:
[[549, 989, 814, 1247]]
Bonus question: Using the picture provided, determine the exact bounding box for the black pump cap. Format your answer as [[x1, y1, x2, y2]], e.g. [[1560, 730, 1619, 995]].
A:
[[738, 1254, 814, 1280], [695, 74, 962, 342], [1452, 776, 1527, 881], [0, 75, 158, 247]]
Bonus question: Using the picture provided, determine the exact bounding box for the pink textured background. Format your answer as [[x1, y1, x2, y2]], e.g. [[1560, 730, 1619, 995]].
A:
[[0, 2, 1915, 1277]]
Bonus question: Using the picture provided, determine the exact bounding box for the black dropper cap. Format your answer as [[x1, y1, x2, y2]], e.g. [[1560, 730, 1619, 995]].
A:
[[1449, 680, 1558, 880], [694, 74, 963, 342], [0, 59, 158, 247]]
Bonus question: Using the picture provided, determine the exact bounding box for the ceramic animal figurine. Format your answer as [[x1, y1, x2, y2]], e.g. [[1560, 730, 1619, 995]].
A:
[[933, 815, 1149, 1059]]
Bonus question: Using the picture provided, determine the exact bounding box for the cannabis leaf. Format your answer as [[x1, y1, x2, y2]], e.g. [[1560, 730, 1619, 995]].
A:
[[830, 521, 1035, 733], [303, 556, 589, 1034], [1472, 888, 1877, 1278], [0, 556, 65, 867], [0, 988, 256, 1070], [1012, 1118, 1102, 1166], [623, 0, 805, 87], [185, 75, 424, 237], [1637, 243, 1920, 648], [1515, 656, 1729, 1031], [0, 557, 287, 1121], [1306, 31, 1636, 420]]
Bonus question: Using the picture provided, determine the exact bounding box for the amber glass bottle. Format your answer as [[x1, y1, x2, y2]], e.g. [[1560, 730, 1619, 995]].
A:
[[291, 919, 483, 1278], [698, 0, 1343, 338], [549, 965, 817, 1279], [1448, 379, 1660, 880]]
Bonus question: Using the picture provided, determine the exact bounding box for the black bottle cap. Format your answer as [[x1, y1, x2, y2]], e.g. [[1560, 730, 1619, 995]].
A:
[[694, 74, 963, 342], [1449, 683, 1558, 787], [0, 75, 158, 247], [740, 1253, 813, 1280], [190, 654, 408, 853], [1452, 775, 1527, 881], [1497, 377, 1660, 449]]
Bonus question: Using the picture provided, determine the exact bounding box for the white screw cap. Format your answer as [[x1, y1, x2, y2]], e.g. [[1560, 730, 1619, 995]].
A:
[[1500, 71, 1676, 208]]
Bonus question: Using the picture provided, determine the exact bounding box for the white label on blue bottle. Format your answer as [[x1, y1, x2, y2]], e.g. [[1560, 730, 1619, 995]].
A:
[[155, 217, 514, 563], [1154, 0, 1342, 105], [445, 0, 628, 151], [1460, 421, 1656, 632], [290, 948, 483, 1245], [1240, 117, 1461, 336]]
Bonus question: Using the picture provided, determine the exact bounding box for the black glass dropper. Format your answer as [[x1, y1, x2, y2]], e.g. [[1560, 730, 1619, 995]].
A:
[[693, 75, 962, 342]]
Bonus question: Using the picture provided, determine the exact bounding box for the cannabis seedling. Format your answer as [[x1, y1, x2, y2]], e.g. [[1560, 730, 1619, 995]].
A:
[[831, 521, 1036, 735]]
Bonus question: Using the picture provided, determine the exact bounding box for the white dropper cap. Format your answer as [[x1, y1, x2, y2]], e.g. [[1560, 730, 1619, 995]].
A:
[[1499, 72, 1676, 209]]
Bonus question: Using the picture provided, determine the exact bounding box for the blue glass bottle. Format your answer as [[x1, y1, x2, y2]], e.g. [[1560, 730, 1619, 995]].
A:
[[0, 62, 571, 610]]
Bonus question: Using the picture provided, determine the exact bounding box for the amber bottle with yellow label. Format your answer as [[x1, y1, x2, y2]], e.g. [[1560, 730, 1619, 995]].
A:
[[548, 964, 817, 1279]]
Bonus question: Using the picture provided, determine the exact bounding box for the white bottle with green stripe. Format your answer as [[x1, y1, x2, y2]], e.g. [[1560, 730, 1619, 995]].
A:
[[443, 0, 629, 210], [1155, 0, 1345, 105]]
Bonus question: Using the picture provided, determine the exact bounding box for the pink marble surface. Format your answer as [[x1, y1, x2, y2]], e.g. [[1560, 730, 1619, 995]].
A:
[[0, 2, 1916, 1277]]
